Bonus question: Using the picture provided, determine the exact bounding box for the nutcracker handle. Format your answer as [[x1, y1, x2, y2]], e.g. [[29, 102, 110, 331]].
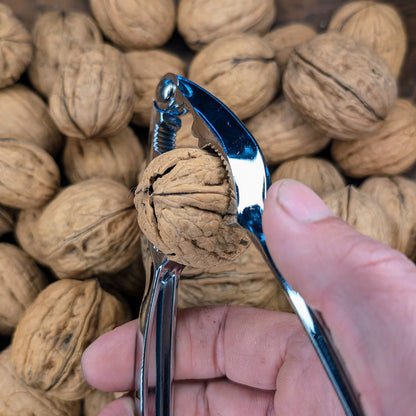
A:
[[135, 255, 183, 416]]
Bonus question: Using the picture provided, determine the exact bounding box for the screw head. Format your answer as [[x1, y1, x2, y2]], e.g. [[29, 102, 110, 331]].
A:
[[156, 78, 176, 108]]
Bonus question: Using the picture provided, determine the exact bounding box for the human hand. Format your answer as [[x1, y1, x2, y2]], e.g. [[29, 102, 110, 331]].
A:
[[82, 180, 416, 415]]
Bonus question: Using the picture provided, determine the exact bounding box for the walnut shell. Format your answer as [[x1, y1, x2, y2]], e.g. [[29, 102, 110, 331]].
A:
[[178, 243, 291, 312], [11, 279, 130, 401], [0, 84, 62, 155], [271, 156, 345, 198], [63, 127, 145, 189], [29, 10, 102, 98], [188, 33, 280, 120], [264, 22, 316, 71], [360, 176, 416, 260], [0, 205, 14, 237], [125, 49, 187, 127], [90, 0, 176, 50], [245, 97, 330, 165], [331, 99, 416, 177], [15, 207, 46, 265], [328, 1, 407, 78], [0, 243, 47, 335], [283, 32, 397, 140], [177, 0, 276, 50], [0, 348, 81, 416], [36, 178, 141, 279], [49, 43, 135, 139], [83, 389, 115, 416], [323, 185, 394, 246], [0, 139, 60, 209], [134, 148, 250, 269], [0, 4, 33, 88]]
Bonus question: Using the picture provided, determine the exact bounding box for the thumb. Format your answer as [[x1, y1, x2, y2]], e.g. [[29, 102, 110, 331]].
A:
[[262, 179, 416, 415], [262, 179, 415, 308]]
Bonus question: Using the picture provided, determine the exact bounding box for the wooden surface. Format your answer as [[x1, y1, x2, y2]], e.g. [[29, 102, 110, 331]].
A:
[[2, 0, 416, 102]]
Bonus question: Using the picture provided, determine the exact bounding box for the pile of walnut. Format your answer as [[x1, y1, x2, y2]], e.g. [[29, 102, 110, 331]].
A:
[[0, 0, 415, 413]]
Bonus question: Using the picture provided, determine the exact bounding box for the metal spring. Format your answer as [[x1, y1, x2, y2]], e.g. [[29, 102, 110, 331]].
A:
[[152, 102, 186, 155], [153, 113, 181, 154]]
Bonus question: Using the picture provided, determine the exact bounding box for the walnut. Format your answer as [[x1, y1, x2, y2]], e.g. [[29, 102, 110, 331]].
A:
[[63, 127, 145, 189], [0, 243, 47, 335], [125, 49, 187, 127], [283, 32, 397, 140], [29, 10, 102, 98], [188, 33, 280, 120], [35, 178, 141, 279], [15, 207, 46, 265], [177, 0, 276, 51], [360, 176, 416, 260], [0, 139, 60, 209], [84, 389, 115, 416], [0, 84, 62, 155], [49, 43, 135, 139], [0, 4, 32, 88], [245, 97, 330, 165], [90, 0, 176, 50], [178, 243, 291, 312], [331, 99, 416, 177], [264, 22, 316, 71], [0, 205, 14, 237], [11, 279, 130, 401], [134, 148, 250, 269], [328, 1, 407, 78], [0, 348, 81, 416], [323, 185, 394, 247], [271, 156, 345, 198]]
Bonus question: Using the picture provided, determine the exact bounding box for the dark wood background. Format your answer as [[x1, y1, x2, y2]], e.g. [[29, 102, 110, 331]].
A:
[[2, 0, 416, 103]]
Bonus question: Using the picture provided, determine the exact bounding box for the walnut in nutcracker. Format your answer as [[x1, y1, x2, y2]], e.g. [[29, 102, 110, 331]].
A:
[[0, 4, 33, 88], [331, 99, 416, 177], [177, 0, 276, 51], [125, 49, 187, 127], [264, 22, 316, 71], [0, 348, 81, 416], [323, 185, 394, 247], [63, 127, 145, 189], [0, 243, 47, 335], [90, 0, 176, 50], [29, 10, 103, 98], [283, 32, 397, 140], [360, 176, 416, 260], [135, 148, 250, 269], [178, 243, 291, 312], [0, 84, 62, 155], [49, 43, 135, 139], [11, 279, 130, 401], [245, 97, 330, 165], [33, 178, 141, 279], [188, 33, 280, 120], [271, 157, 345, 198], [328, 1, 407, 79], [0, 139, 60, 209]]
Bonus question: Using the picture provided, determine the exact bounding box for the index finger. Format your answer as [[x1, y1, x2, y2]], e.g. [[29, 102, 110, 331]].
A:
[[81, 305, 300, 393]]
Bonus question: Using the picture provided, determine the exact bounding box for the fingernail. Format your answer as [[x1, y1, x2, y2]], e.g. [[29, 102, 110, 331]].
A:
[[276, 180, 335, 222]]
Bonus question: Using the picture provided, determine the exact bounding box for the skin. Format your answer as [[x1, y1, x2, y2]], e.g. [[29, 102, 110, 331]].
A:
[[82, 180, 416, 416]]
